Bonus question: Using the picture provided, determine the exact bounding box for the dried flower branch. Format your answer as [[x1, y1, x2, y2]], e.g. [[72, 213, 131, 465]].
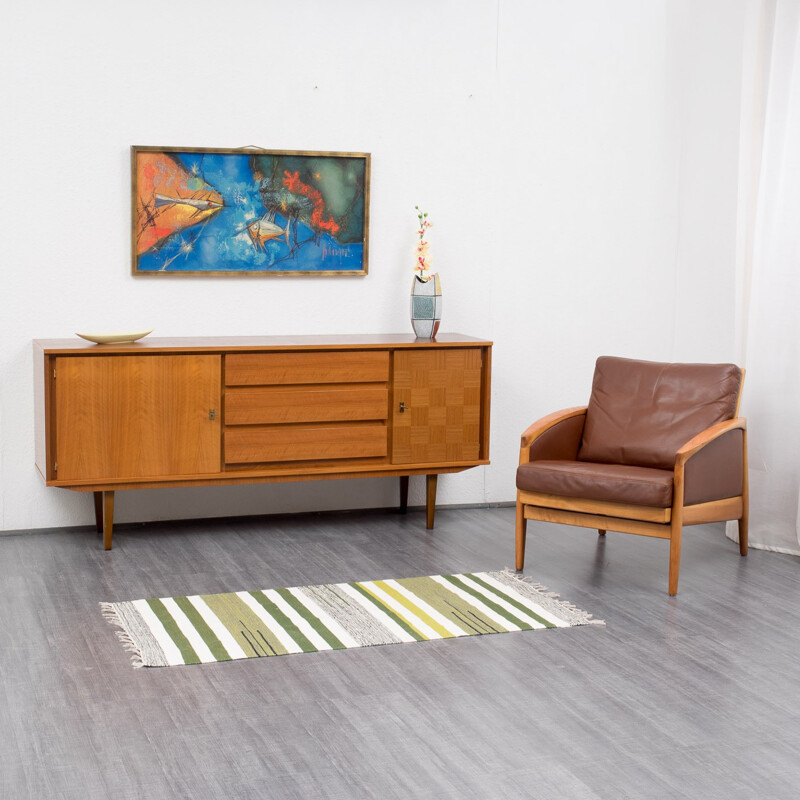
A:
[[414, 205, 433, 278]]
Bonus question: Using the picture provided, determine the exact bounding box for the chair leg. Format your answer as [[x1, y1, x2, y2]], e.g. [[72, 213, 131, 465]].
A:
[[738, 513, 748, 556], [739, 430, 749, 556], [598, 529, 606, 536], [667, 468, 687, 596], [668, 524, 682, 596], [515, 498, 527, 571]]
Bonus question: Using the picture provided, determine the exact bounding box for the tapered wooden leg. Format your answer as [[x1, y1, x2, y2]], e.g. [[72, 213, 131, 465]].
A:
[[103, 491, 114, 551], [93, 492, 103, 533], [515, 496, 527, 571], [668, 507, 684, 596], [739, 431, 749, 555], [668, 526, 681, 596], [425, 474, 437, 529], [668, 469, 686, 595], [399, 475, 409, 514], [598, 529, 606, 536]]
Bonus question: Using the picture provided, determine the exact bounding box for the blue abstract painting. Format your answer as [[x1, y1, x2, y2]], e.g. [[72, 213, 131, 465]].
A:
[[133, 148, 370, 275]]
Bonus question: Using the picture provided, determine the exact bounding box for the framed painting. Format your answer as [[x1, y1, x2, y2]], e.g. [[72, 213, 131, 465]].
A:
[[131, 146, 370, 276]]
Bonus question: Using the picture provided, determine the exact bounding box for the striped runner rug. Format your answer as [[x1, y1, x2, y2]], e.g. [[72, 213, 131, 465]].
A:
[[101, 570, 602, 668]]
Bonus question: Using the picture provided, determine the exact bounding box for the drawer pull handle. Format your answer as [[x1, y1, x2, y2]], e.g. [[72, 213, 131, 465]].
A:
[[209, 409, 217, 420], [399, 402, 409, 413]]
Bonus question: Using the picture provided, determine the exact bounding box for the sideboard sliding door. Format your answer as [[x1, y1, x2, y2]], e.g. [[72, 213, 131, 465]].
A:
[[54, 354, 221, 481], [391, 348, 483, 464]]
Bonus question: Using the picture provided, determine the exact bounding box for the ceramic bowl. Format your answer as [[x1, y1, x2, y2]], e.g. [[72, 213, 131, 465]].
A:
[[75, 329, 153, 345]]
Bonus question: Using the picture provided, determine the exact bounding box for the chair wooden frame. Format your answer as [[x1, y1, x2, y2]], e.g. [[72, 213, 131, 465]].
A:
[[515, 388, 748, 595]]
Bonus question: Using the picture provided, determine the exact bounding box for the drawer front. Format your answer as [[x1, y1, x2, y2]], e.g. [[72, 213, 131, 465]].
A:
[[225, 424, 387, 464], [225, 386, 388, 426], [226, 351, 389, 386]]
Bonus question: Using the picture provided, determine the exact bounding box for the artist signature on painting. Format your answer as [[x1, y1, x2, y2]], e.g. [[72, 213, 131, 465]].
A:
[[322, 244, 349, 260]]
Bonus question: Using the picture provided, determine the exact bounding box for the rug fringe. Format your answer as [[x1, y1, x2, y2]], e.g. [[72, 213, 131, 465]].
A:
[[99, 602, 145, 668], [501, 567, 605, 625]]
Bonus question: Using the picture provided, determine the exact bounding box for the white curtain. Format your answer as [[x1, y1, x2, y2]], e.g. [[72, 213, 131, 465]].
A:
[[729, 0, 800, 554]]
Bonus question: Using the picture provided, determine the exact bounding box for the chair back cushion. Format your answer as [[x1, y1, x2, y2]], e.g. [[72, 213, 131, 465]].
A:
[[577, 356, 742, 469]]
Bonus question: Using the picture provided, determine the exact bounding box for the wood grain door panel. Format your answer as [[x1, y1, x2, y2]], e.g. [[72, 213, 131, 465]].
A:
[[391, 349, 483, 464], [55, 355, 221, 480]]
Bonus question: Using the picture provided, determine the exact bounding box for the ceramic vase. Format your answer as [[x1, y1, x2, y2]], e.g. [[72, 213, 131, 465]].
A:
[[410, 273, 442, 339]]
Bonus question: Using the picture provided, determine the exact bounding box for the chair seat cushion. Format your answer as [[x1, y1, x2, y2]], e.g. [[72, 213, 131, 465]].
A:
[[516, 460, 674, 507]]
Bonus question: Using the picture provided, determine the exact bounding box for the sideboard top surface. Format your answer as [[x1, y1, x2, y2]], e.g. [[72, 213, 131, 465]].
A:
[[34, 332, 492, 355]]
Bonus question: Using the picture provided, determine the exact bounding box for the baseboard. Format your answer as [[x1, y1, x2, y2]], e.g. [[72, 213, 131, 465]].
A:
[[0, 501, 517, 538]]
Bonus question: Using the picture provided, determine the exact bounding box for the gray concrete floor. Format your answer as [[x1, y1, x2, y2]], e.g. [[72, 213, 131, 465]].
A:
[[1, 504, 799, 799]]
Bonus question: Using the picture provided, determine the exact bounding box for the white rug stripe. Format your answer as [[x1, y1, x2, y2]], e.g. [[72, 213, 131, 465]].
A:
[[290, 588, 360, 648], [236, 591, 304, 654], [160, 597, 217, 664], [383, 579, 468, 636], [458, 574, 558, 629], [359, 581, 444, 639], [472, 572, 570, 628], [335, 583, 418, 643], [132, 599, 186, 665], [185, 595, 244, 659], [263, 589, 333, 651], [430, 576, 530, 631]]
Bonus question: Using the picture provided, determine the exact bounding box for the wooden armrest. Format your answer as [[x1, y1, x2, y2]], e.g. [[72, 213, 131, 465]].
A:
[[675, 418, 747, 466], [520, 406, 587, 449]]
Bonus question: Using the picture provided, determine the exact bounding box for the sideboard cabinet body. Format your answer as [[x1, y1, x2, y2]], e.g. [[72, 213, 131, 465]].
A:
[[34, 335, 492, 548]]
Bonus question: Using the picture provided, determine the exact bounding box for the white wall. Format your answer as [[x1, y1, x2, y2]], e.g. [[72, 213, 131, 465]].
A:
[[668, 0, 747, 361], [0, 0, 748, 531]]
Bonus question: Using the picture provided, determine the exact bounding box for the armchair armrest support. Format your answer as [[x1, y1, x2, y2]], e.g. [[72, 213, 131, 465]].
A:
[[519, 407, 587, 465], [675, 418, 747, 467]]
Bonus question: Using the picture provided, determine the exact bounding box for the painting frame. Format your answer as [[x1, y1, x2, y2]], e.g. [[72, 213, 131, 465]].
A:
[[131, 146, 370, 277]]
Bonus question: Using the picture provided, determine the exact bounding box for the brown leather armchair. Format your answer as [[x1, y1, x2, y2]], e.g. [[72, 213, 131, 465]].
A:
[[515, 356, 748, 595]]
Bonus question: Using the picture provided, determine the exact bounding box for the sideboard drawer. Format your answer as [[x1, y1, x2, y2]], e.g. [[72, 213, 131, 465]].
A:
[[224, 423, 388, 464], [226, 351, 389, 386], [225, 386, 389, 425]]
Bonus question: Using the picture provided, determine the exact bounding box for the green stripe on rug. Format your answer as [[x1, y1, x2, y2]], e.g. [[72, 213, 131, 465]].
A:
[[438, 575, 537, 630], [372, 580, 458, 639], [173, 596, 231, 662], [397, 576, 505, 634], [348, 581, 427, 641], [465, 573, 556, 628], [249, 590, 318, 653], [146, 598, 201, 665], [102, 571, 603, 668], [275, 588, 347, 650], [202, 593, 287, 657], [450, 574, 554, 629]]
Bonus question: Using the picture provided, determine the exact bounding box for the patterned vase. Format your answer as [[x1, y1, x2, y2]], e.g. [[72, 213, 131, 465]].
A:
[[410, 273, 442, 339]]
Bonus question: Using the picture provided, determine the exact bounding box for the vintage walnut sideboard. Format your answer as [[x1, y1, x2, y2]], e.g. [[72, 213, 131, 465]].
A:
[[33, 334, 492, 549]]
